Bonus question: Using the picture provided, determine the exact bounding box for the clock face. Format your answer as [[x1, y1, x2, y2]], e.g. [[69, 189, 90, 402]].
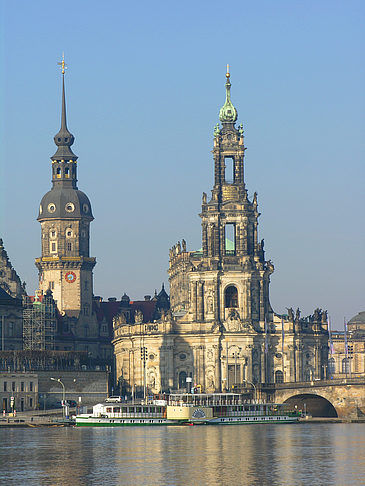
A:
[[65, 271, 76, 283]]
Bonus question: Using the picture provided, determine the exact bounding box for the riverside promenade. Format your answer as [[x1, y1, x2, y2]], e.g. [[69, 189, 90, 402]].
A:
[[0, 408, 76, 427]]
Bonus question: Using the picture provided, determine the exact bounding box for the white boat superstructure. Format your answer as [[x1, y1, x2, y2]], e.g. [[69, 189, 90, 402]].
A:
[[75, 393, 301, 427]]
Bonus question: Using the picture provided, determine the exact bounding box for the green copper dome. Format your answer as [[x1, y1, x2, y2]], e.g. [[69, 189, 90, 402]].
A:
[[219, 72, 237, 124]]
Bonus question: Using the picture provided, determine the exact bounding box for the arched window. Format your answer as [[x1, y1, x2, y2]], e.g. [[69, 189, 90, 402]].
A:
[[178, 371, 187, 389], [275, 370, 284, 383], [65, 167, 70, 178], [56, 167, 61, 178], [225, 286, 238, 308], [328, 357, 336, 375], [342, 358, 350, 374]]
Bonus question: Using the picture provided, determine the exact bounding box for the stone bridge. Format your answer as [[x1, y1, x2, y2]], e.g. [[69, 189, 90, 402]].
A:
[[261, 379, 365, 419]]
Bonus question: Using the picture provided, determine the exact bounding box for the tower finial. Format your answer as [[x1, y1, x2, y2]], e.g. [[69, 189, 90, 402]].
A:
[[58, 53, 67, 75], [219, 64, 237, 124], [52, 55, 76, 161]]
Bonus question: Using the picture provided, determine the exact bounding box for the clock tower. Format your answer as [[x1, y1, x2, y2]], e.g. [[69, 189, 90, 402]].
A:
[[35, 58, 96, 340]]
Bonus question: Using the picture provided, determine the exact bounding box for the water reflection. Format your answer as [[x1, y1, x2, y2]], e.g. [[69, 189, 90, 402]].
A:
[[0, 424, 364, 485]]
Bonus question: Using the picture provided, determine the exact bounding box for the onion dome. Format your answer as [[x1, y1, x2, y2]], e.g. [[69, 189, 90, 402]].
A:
[[219, 65, 238, 124]]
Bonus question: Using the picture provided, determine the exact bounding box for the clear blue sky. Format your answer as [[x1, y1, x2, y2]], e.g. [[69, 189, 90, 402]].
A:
[[1, 0, 364, 329]]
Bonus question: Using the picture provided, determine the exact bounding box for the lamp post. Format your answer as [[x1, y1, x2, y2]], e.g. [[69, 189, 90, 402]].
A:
[[50, 378, 66, 417], [243, 379, 257, 402]]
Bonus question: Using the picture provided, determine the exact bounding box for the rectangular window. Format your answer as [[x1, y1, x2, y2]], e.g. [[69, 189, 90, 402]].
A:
[[67, 242, 72, 251], [225, 223, 236, 255], [3, 382, 7, 392], [49, 281, 54, 290], [21, 382, 24, 392], [12, 382, 15, 392], [30, 382, 33, 392], [50, 242, 57, 253], [224, 157, 234, 183], [30, 398, 33, 407]]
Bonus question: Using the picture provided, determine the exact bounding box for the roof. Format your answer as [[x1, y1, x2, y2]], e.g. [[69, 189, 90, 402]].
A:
[[0, 287, 21, 306], [96, 299, 157, 325], [348, 311, 365, 325]]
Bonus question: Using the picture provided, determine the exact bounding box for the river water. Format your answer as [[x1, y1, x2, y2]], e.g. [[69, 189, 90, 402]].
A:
[[1, 424, 364, 485]]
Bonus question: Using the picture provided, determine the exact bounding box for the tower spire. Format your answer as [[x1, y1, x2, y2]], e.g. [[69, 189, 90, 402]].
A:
[[52, 54, 76, 161], [219, 64, 238, 124]]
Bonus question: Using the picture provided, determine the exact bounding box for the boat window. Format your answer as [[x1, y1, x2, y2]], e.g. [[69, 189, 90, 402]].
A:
[[113, 407, 120, 413], [106, 407, 112, 413]]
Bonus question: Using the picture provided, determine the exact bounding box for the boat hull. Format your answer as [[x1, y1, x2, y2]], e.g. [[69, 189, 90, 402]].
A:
[[75, 414, 299, 427]]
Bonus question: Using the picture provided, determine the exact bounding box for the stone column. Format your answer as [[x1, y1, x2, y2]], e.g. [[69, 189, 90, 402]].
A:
[[247, 281, 252, 320], [202, 224, 208, 256], [214, 279, 220, 323], [219, 224, 225, 256], [197, 282, 204, 322], [243, 225, 248, 255], [259, 280, 265, 323], [191, 281, 198, 322], [253, 222, 258, 255]]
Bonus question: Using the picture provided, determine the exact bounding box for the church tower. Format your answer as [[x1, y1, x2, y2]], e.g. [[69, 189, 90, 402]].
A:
[[113, 67, 329, 394], [35, 57, 96, 332], [169, 66, 273, 329]]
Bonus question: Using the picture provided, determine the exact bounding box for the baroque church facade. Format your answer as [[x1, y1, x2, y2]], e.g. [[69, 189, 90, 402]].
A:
[[113, 70, 329, 395]]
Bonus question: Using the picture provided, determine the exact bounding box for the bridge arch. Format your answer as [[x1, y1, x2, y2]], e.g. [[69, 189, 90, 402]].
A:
[[283, 393, 338, 418]]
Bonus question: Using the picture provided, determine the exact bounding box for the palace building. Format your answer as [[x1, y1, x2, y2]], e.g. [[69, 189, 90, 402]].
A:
[[113, 69, 329, 395]]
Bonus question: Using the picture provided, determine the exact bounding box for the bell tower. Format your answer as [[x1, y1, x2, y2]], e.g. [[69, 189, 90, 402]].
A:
[[169, 66, 274, 328], [35, 56, 96, 322]]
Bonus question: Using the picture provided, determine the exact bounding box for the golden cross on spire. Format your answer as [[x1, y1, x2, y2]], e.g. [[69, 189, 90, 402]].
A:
[[226, 63, 230, 78], [58, 53, 67, 75]]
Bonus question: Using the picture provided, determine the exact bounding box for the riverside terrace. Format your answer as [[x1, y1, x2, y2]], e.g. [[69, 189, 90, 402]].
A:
[[0, 350, 110, 412]]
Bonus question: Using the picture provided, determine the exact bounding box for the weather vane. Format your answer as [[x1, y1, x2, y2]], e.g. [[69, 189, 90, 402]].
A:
[[58, 53, 67, 75]]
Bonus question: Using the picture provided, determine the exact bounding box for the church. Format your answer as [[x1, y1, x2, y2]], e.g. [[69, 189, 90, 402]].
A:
[[112, 68, 329, 395]]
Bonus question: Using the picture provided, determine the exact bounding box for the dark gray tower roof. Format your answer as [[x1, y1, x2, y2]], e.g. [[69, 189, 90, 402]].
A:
[[38, 58, 93, 222], [52, 74, 77, 161]]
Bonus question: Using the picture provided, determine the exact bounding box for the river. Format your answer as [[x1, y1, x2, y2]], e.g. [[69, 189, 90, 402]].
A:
[[1, 423, 364, 485]]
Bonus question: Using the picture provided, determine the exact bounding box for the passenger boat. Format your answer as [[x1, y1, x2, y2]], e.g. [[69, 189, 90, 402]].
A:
[[75, 393, 301, 427]]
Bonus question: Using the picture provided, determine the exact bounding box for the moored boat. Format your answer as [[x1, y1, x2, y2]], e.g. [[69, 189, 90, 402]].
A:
[[75, 393, 301, 427]]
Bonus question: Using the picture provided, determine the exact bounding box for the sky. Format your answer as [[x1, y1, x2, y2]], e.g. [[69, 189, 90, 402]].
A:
[[1, 0, 364, 330]]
